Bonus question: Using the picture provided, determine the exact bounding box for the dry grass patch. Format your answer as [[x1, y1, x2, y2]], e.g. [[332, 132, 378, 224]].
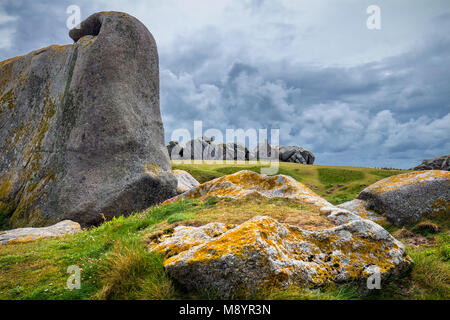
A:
[[159, 194, 335, 231]]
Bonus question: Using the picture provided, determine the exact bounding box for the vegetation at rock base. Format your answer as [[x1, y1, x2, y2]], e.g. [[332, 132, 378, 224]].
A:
[[0, 163, 448, 300], [172, 161, 408, 205]]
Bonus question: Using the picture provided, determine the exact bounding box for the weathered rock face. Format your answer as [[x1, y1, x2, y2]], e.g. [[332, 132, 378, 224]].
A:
[[0, 220, 80, 245], [167, 170, 331, 207], [277, 145, 315, 164], [152, 215, 409, 298], [338, 199, 384, 223], [152, 171, 412, 297], [412, 155, 450, 171], [0, 12, 177, 227], [356, 171, 450, 226], [172, 170, 199, 194], [166, 136, 313, 163]]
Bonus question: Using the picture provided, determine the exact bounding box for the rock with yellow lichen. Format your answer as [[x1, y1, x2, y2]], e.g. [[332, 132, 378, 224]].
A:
[[173, 170, 200, 194], [0, 12, 177, 228], [152, 170, 412, 298], [167, 170, 331, 208], [356, 170, 449, 226], [150, 215, 411, 298], [0, 220, 80, 245]]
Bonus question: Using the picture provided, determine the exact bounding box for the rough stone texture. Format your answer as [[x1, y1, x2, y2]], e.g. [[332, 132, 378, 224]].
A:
[[277, 145, 315, 164], [338, 199, 385, 223], [167, 170, 331, 208], [173, 169, 200, 194], [412, 155, 450, 171], [0, 12, 177, 228], [357, 171, 450, 226], [151, 215, 411, 298], [0, 220, 80, 245]]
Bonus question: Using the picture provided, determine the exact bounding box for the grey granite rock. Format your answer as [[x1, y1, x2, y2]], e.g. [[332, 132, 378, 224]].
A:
[[0, 12, 177, 227]]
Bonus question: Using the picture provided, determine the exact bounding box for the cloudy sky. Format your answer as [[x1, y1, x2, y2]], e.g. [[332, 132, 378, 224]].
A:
[[1, 0, 449, 168]]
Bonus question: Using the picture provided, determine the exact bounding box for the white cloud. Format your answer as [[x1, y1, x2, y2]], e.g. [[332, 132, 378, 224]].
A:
[[0, 10, 17, 50]]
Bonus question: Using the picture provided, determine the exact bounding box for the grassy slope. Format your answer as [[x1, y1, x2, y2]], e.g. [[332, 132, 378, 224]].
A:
[[0, 163, 448, 300]]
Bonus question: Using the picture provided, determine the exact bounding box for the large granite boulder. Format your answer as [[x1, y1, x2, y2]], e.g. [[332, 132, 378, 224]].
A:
[[0, 220, 80, 245], [412, 155, 449, 171], [356, 171, 449, 226], [0, 12, 177, 228], [152, 171, 411, 298]]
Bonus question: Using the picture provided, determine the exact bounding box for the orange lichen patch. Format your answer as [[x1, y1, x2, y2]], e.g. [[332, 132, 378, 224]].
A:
[[144, 162, 163, 177], [165, 170, 330, 209], [366, 170, 450, 195], [150, 222, 234, 258], [157, 216, 411, 292]]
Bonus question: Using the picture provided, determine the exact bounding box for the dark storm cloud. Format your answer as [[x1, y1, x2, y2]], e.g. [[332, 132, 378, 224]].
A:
[[160, 13, 450, 168], [1, 1, 449, 168]]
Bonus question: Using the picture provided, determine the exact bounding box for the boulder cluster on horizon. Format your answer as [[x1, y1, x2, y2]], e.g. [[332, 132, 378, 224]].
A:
[[167, 136, 315, 164], [412, 155, 450, 171]]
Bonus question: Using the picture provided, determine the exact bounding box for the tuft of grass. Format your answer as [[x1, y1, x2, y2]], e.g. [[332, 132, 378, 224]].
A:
[[167, 212, 195, 224], [412, 221, 440, 235], [95, 243, 175, 300]]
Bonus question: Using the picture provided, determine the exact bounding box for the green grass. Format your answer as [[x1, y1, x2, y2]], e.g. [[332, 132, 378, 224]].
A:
[[0, 199, 207, 300], [1, 162, 447, 300]]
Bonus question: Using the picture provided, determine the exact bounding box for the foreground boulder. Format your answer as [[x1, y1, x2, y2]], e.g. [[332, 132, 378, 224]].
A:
[[355, 171, 449, 226], [152, 215, 410, 298], [412, 155, 449, 171], [153, 171, 411, 298], [0, 12, 177, 227], [172, 170, 199, 194], [0, 220, 80, 245]]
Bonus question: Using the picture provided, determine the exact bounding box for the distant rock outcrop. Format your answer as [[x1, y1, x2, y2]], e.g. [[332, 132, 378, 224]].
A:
[[151, 170, 411, 298], [167, 136, 314, 164], [276, 145, 315, 164], [342, 171, 450, 226], [0, 12, 177, 228], [412, 155, 450, 171]]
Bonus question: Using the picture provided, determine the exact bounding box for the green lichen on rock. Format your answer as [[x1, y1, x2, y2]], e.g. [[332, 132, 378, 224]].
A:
[[0, 12, 177, 228]]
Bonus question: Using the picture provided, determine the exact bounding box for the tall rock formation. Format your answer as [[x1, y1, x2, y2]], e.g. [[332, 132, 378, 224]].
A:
[[0, 12, 177, 227]]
